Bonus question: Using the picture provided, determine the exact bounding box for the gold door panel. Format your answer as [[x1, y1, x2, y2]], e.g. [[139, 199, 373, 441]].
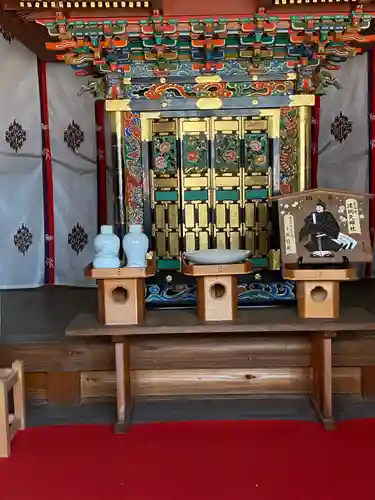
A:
[[180, 118, 211, 252], [212, 117, 242, 250], [150, 119, 181, 259], [144, 114, 273, 266], [242, 118, 271, 258]]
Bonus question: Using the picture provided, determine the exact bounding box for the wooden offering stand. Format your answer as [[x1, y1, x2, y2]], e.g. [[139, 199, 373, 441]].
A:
[[182, 260, 252, 321], [283, 264, 357, 430], [272, 189, 372, 317], [84, 252, 155, 326], [271, 188, 374, 430], [283, 265, 356, 319]]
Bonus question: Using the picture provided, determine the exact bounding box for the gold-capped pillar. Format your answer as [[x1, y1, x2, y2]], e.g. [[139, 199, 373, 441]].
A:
[[298, 105, 312, 192], [290, 95, 315, 192], [106, 100, 130, 243]]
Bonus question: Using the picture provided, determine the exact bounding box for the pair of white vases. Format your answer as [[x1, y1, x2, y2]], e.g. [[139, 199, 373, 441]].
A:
[[93, 224, 149, 269]]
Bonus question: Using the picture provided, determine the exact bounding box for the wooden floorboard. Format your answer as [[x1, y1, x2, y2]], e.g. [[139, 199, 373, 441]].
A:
[[24, 395, 375, 427]]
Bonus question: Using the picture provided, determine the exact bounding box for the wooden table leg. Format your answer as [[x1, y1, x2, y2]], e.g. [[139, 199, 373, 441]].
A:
[[113, 339, 134, 434], [310, 332, 336, 430]]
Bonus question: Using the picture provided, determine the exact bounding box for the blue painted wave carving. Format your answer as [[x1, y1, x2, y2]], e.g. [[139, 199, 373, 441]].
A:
[[237, 281, 295, 303], [146, 284, 196, 305], [145, 281, 296, 306]]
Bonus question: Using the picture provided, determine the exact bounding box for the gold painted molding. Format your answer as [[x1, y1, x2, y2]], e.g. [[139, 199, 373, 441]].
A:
[[141, 112, 162, 120], [268, 249, 281, 271], [289, 95, 315, 107], [297, 106, 311, 192], [195, 75, 222, 83], [258, 109, 280, 139], [105, 99, 131, 112], [196, 97, 223, 110], [140, 112, 161, 142]]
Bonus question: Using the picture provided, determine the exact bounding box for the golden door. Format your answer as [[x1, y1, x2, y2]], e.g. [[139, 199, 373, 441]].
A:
[[144, 114, 278, 269]]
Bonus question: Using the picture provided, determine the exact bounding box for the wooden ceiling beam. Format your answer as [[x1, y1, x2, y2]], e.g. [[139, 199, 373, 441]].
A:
[[1, 0, 374, 62], [268, 4, 375, 15], [0, 8, 58, 60], [22, 7, 152, 21]]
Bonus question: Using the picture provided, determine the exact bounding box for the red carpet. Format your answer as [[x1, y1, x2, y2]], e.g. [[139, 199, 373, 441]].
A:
[[1, 420, 375, 500]]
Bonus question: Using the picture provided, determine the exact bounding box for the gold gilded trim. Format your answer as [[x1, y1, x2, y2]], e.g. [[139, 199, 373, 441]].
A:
[[297, 106, 311, 191], [154, 178, 178, 188], [108, 110, 126, 224], [289, 95, 315, 107], [20, 0, 150, 7], [140, 112, 161, 142], [244, 119, 267, 131], [108, 110, 123, 136], [140, 115, 151, 142], [258, 109, 280, 139], [106, 99, 131, 112], [268, 249, 281, 271], [195, 75, 222, 83], [216, 177, 240, 187], [196, 97, 223, 110], [184, 177, 208, 188], [182, 121, 207, 132], [142, 112, 162, 119]]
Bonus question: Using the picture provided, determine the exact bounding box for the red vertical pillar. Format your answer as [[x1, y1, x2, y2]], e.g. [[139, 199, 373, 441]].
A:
[[369, 50, 375, 247], [366, 50, 375, 276], [95, 100, 107, 229], [37, 59, 55, 284]]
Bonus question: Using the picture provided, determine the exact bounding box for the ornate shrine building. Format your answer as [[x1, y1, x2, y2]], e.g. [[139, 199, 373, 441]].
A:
[[3, 0, 375, 306]]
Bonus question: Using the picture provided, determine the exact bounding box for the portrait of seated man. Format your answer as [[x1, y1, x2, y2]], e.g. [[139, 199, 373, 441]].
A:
[[299, 200, 357, 258]]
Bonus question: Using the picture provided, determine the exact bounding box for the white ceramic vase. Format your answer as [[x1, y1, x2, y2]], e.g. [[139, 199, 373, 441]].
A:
[[92, 225, 120, 269], [122, 224, 149, 268]]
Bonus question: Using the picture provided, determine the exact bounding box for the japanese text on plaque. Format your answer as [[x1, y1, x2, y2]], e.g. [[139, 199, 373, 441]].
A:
[[345, 198, 361, 234], [283, 213, 297, 254]]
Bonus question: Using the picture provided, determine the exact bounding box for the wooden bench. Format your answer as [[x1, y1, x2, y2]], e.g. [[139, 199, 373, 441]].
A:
[[66, 306, 375, 432], [0, 361, 26, 458]]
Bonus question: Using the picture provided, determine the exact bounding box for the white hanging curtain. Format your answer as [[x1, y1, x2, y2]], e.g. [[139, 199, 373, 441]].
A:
[[0, 38, 372, 288], [318, 54, 369, 193], [46, 63, 97, 285], [317, 54, 371, 276], [0, 37, 44, 289]]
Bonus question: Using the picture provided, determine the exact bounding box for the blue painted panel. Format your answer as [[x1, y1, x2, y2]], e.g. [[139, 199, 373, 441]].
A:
[[184, 190, 209, 201], [157, 259, 181, 270], [216, 189, 240, 201], [251, 257, 268, 267], [246, 188, 269, 200], [155, 191, 178, 201]]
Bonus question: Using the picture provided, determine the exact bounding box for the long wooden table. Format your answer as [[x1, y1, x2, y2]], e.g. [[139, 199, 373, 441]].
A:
[[66, 306, 375, 431]]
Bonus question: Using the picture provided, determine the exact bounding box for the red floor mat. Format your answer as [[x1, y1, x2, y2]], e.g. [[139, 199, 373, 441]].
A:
[[0, 420, 374, 500]]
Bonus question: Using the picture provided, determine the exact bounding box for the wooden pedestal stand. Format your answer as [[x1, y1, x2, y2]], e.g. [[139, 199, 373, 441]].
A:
[[85, 254, 155, 434], [283, 266, 357, 429], [183, 261, 252, 322], [283, 267, 356, 320], [84, 252, 155, 326], [0, 361, 26, 457]]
